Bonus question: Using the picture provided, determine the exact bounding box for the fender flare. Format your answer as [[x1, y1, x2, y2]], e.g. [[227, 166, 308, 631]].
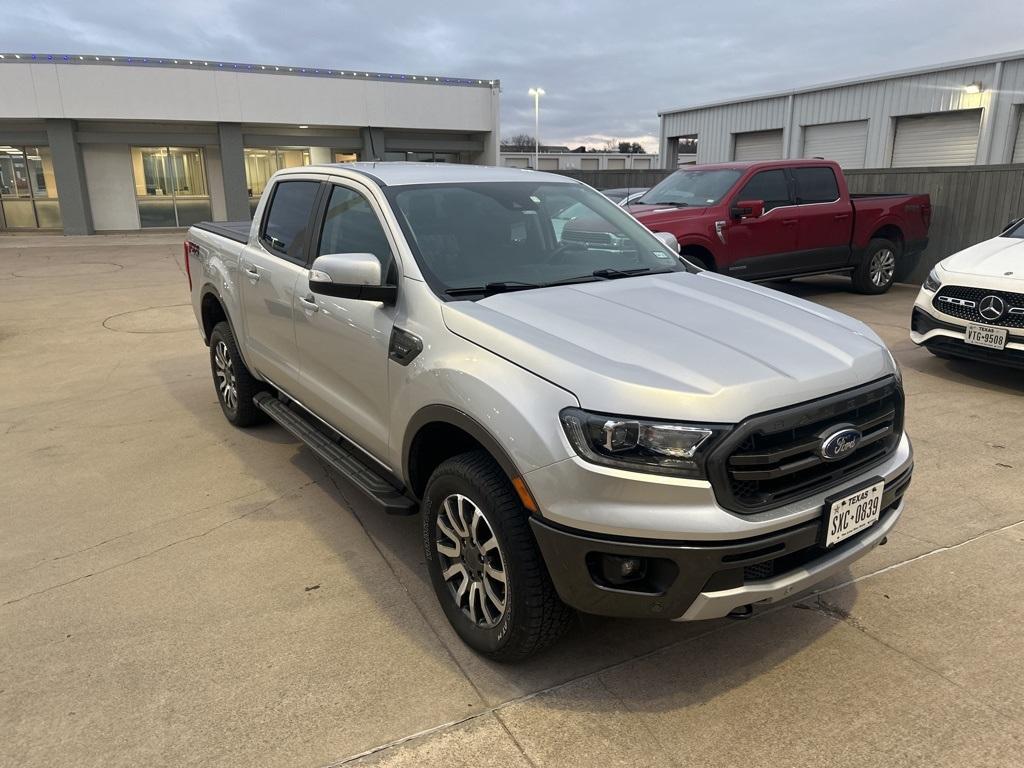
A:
[[199, 283, 255, 373], [403, 404, 521, 489]]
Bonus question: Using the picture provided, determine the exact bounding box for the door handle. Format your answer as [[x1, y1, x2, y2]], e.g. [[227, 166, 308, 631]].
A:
[[834, 213, 850, 220], [782, 219, 799, 226], [243, 266, 261, 282], [298, 295, 319, 312]]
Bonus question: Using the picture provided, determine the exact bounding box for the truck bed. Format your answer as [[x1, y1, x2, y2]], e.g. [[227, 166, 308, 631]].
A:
[[193, 220, 250, 244]]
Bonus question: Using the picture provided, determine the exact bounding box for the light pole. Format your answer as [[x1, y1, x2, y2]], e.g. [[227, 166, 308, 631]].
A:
[[528, 87, 545, 169]]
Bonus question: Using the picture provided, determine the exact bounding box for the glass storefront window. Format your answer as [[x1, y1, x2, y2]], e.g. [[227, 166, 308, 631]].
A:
[[131, 146, 211, 228], [0, 145, 62, 230], [382, 151, 465, 163]]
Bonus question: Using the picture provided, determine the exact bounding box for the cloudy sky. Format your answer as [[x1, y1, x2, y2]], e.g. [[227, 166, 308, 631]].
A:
[[3, 0, 1023, 152]]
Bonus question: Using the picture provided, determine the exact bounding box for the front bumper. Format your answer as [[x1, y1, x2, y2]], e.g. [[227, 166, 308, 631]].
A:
[[530, 467, 911, 621], [910, 302, 1024, 369]]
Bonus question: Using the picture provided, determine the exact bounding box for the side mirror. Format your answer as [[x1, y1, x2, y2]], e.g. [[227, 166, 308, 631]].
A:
[[308, 253, 396, 303], [653, 231, 680, 253], [730, 199, 764, 220]]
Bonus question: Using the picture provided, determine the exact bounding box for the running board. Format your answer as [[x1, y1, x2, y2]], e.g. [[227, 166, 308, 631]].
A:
[[254, 392, 417, 515]]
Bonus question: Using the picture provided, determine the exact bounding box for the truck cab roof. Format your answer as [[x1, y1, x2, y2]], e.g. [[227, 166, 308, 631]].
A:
[[280, 161, 577, 187]]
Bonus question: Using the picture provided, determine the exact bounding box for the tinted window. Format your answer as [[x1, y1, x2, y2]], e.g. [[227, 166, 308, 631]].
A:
[[793, 167, 840, 204], [318, 186, 395, 277], [261, 180, 320, 261], [1003, 217, 1024, 238], [736, 170, 791, 211]]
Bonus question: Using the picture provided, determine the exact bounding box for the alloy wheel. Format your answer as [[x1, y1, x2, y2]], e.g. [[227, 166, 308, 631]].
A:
[[214, 340, 238, 412], [435, 493, 508, 628], [869, 248, 896, 287]]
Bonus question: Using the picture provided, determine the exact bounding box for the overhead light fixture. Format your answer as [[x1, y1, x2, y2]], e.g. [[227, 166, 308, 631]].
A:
[[298, 125, 309, 129], [964, 81, 983, 94]]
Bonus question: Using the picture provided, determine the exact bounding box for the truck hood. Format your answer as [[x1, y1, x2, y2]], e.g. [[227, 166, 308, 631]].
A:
[[941, 237, 1024, 281], [440, 272, 894, 423]]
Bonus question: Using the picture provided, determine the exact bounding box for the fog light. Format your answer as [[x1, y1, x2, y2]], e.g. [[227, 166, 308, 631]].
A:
[[600, 554, 647, 585]]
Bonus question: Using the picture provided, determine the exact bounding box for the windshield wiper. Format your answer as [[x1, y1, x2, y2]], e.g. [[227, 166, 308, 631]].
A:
[[549, 267, 671, 285], [641, 200, 688, 207], [445, 281, 542, 297]]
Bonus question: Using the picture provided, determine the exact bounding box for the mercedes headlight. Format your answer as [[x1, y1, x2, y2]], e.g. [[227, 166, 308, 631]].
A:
[[922, 267, 941, 293], [559, 408, 727, 479]]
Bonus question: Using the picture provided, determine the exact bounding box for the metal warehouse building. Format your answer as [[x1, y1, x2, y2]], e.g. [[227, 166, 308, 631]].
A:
[[658, 51, 1024, 169], [0, 54, 500, 234]]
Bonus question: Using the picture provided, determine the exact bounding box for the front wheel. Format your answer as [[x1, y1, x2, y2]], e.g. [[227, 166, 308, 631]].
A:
[[422, 451, 573, 661], [852, 238, 898, 294]]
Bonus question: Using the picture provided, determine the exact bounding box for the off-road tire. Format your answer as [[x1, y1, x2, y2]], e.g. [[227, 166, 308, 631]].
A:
[[422, 450, 573, 661], [209, 321, 265, 427]]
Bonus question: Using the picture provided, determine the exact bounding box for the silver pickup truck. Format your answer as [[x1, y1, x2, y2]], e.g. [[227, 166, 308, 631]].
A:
[[186, 163, 912, 660]]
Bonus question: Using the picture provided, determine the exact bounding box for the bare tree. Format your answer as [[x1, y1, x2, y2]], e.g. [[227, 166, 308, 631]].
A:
[[502, 133, 536, 150]]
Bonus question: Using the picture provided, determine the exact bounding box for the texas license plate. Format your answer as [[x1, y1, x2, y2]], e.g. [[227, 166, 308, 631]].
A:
[[965, 323, 1007, 350], [823, 480, 884, 548]]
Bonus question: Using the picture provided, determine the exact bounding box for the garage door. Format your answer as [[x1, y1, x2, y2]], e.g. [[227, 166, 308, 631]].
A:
[[504, 157, 528, 168], [538, 158, 558, 171], [891, 110, 981, 167], [1012, 111, 1024, 163], [733, 130, 784, 161], [802, 121, 868, 168]]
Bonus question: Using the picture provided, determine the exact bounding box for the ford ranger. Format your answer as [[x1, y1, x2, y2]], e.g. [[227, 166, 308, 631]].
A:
[[629, 159, 930, 294], [186, 163, 912, 661]]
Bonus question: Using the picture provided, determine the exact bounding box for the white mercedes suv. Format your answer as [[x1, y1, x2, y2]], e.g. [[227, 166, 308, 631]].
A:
[[911, 217, 1024, 369]]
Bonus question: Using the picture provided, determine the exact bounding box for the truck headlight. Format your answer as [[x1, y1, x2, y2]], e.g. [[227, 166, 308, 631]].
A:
[[922, 268, 941, 293], [559, 407, 727, 479]]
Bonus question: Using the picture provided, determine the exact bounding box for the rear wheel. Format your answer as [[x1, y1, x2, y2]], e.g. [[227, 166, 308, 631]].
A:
[[209, 321, 265, 427], [422, 450, 573, 661], [852, 238, 897, 294]]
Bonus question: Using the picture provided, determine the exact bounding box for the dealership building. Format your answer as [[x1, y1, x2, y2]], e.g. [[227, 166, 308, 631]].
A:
[[0, 54, 500, 234], [658, 51, 1024, 169]]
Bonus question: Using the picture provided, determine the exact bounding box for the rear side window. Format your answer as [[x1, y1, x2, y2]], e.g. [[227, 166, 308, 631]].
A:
[[736, 170, 791, 212], [793, 167, 840, 204], [261, 180, 320, 262], [318, 185, 395, 278]]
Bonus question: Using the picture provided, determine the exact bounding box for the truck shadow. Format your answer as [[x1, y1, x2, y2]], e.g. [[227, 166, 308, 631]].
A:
[[159, 358, 849, 708]]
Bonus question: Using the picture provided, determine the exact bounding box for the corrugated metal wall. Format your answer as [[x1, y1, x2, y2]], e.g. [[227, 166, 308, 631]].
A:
[[557, 165, 1024, 284], [661, 56, 1024, 167]]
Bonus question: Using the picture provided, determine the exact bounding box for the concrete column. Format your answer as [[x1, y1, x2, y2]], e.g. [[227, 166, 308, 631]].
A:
[[359, 127, 387, 161], [45, 119, 93, 235], [217, 123, 250, 220], [308, 146, 333, 164]]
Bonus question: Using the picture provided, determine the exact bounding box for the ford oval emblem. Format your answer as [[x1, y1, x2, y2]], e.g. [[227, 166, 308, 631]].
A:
[[820, 427, 861, 461]]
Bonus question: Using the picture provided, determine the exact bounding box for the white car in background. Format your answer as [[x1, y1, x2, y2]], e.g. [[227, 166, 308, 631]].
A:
[[911, 217, 1024, 369]]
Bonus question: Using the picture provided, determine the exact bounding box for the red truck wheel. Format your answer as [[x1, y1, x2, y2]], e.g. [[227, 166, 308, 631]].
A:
[[852, 239, 897, 294]]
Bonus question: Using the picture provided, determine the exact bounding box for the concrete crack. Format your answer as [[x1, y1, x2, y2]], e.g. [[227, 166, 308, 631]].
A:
[[2, 481, 316, 607]]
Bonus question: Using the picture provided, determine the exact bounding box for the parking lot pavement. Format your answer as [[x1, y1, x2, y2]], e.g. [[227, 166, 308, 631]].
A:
[[1, 236, 1021, 767]]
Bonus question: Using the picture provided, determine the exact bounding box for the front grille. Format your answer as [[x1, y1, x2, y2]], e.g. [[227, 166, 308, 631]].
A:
[[924, 337, 1024, 370], [933, 285, 1024, 329], [708, 378, 903, 514]]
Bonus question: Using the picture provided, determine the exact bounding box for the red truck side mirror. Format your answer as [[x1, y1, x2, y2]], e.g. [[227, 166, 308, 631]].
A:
[[731, 199, 764, 220]]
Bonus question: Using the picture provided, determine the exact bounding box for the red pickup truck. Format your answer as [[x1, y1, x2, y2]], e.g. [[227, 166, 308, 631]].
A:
[[628, 159, 930, 293]]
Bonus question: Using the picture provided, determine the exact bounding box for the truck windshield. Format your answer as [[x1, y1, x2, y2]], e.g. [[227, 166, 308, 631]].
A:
[[388, 181, 685, 297], [636, 169, 743, 207]]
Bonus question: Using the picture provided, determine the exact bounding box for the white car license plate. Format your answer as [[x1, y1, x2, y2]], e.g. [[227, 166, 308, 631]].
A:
[[965, 323, 1007, 350], [823, 480, 884, 548]]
